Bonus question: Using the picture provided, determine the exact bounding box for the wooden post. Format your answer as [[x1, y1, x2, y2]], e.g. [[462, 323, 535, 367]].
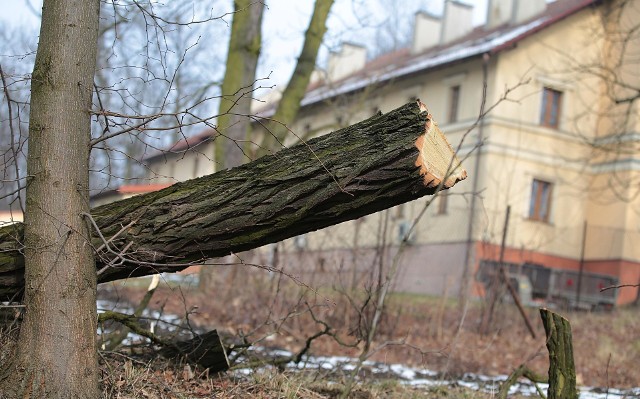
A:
[[501, 267, 536, 338], [539, 308, 578, 399], [480, 205, 510, 334], [576, 220, 587, 307], [480, 205, 536, 338]]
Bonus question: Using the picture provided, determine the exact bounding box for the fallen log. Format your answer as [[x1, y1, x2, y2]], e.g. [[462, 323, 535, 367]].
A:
[[0, 100, 466, 300], [98, 310, 230, 372], [159, 330, 229, 372]]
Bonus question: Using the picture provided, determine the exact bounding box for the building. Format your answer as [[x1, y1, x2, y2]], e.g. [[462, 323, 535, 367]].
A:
[[141, 0, 640, 305], [0, 208, 22, 227]]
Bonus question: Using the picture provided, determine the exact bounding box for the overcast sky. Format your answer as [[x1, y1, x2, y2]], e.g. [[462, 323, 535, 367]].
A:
[[0, 0, 490, 86]]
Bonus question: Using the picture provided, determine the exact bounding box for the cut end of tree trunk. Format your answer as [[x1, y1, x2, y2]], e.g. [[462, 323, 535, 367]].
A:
[[414, 100, 467, 188]]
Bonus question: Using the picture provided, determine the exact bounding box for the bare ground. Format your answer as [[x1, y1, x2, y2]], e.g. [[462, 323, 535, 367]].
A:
[[3, 268, 637, 398], [95, 269, 640, 394]]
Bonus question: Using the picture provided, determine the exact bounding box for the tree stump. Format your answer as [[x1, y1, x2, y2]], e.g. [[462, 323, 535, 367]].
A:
[[540, 308, 578, 399]]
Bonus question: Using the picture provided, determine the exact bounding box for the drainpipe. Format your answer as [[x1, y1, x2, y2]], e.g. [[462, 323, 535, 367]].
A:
[[460, 53, 490, 302], [575, 220, 587, 307]]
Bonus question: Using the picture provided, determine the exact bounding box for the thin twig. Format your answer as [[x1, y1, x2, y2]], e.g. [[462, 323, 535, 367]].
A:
[[0, 63, 25, 214], [600, 283, 639, 292]]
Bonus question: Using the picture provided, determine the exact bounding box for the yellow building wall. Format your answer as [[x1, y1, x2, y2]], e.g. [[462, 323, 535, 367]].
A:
[[148, 140, 216, 184], [474, 6, 640, 268], [142, 1, 640, 287]]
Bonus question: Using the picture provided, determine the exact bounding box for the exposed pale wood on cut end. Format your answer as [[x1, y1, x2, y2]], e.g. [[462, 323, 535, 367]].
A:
[[414, 100, 467, 188]]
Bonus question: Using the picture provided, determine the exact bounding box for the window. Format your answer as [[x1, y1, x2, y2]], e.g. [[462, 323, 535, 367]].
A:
[[448, 85, 460, 123], [540, 87, 562, 128], [437, 191, 448, 214], [529, 179, 553, 222]]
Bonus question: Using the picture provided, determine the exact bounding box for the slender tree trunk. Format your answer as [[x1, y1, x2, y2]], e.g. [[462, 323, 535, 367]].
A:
[[214, 0, 264, 170], [202, 0, 264, 291], [0, 0, 101, 397], [261, 0, 334, 152]]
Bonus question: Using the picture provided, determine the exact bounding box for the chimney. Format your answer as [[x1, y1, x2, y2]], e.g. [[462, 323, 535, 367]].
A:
[[327, 43, 367, 82], [308, 68, 325, 86], [412, 11, 442, 54], [441, 1, 474, 44], [513, 0, 546, 24], [487, 0, 546, 28]]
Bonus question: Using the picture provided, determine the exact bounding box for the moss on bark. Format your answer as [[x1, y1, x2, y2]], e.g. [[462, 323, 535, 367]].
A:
[[540, 308, 579, 399]]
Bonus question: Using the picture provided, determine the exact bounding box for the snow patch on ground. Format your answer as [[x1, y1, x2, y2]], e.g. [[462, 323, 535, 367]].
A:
[[96, 298, 639, 398], [234, 349, 639, 399]]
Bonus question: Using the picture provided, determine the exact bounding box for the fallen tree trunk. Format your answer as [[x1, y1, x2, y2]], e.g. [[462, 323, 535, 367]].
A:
[[159, 330, 229, 372], [0, 101, 466, 300]]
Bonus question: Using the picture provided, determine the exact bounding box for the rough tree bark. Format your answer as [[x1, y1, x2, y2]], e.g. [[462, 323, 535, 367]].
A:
[[540, 308, 579, 399], [0, 101, 467, 300], [0, 0, 101, 397], [262, 0, 334, 151]]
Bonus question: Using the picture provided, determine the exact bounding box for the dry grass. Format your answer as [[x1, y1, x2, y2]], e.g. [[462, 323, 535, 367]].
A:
[[98, 351, 528, 398], [97, 271, 639, 389], [1, 269, 637, 398]]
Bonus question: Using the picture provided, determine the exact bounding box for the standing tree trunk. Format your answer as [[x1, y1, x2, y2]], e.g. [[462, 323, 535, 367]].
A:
[[0, 0, 101, 397], [261, 0, 334, 152], [214, 0, 265, 170], [202, 0, 265, 292]]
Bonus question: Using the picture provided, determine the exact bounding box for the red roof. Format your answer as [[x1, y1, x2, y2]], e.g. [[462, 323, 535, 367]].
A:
[[144, 129, 215, 162], [256, 0, 598, 116], [153, 0, 600, 154], [90, 183, 173, 203]]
